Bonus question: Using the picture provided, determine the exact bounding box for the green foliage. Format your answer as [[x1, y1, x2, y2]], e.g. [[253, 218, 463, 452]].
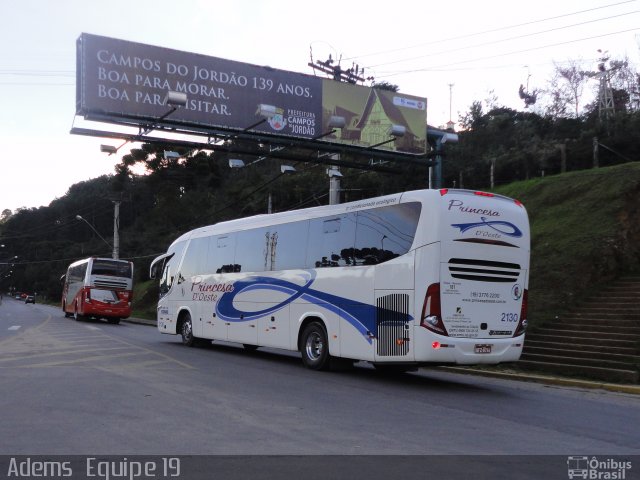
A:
[[131, 279, 159, 320], [496, 163, 640, 325]]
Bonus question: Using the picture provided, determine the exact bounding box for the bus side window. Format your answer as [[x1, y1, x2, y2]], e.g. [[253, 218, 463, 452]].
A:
[[181, 237, 210, 279], [233, 228, 268, 273], [353, 203, 421, 265], [307, 213, 357, 268], [268, 221, 308, 271], [206, 235, 236, 275]]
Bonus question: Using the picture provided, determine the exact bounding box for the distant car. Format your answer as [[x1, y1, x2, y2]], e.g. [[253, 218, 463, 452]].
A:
[[15, 294, 21, 300], [25, 295, 35, 304]]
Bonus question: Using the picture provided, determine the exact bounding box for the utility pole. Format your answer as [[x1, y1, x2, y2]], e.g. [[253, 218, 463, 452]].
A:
[[308, 53, 367, 85], [112, 201, 120, 260], [328, 155, 342, 205], [446, 83, 455, 131]]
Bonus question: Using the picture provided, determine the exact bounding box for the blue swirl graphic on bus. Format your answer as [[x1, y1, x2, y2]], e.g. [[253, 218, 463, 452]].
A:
[[451, 217, 523, 238], [215, 272, 397, 344]]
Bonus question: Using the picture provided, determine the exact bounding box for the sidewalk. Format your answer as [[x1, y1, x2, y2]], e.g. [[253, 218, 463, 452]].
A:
[[123, 317, 640, 395]]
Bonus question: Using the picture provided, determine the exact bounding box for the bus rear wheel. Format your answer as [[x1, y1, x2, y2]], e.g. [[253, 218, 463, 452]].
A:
[[300, 322, 330, 370], [73, 305, 84, 322], [107, 318, 121, 325]]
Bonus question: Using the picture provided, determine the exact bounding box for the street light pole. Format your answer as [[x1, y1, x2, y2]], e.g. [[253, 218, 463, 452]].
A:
[[76, 215, 113, 257]]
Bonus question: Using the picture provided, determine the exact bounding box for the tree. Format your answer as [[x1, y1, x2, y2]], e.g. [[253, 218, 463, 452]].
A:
[[0, 209, 11, 224], [372, 81, 399, 92], [546, 60, 592, 118]]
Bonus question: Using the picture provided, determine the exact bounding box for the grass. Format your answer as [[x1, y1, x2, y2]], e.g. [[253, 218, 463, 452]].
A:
[[495, 163, 640, 326], [131, 279, 159, 320]]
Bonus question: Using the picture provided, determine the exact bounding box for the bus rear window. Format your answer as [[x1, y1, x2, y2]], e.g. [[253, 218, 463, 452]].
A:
[[91, 260, 132, 278]]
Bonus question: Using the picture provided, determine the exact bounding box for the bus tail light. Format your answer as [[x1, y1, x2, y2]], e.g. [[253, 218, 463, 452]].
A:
[[421, 283, 449, 336], [513, 289, 528, 337], [85, 289, 91, 303], [117, 291, 132, 302]]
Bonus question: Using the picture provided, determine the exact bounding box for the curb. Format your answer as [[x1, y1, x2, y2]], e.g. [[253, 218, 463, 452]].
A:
[[440, 366, 640, 395], [123, 317, 157, 327], [122, 317, 640, 394]]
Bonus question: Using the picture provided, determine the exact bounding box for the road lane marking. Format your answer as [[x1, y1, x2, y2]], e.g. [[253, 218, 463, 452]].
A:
[[8, 326, 21, 331], [0, 346, 130, 363], [0, 314, 51, 346], [94, 331, 195, 370], [15, 352, 144, 368], [0, 313, 194, 370]]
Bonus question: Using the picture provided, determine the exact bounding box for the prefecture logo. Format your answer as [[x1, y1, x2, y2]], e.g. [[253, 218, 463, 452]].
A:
[[267, 108, 287, 131], [567, 456, 632, 479]]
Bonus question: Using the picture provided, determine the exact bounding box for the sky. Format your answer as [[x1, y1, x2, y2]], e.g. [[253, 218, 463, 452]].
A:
[[1, 0, 639, 213]]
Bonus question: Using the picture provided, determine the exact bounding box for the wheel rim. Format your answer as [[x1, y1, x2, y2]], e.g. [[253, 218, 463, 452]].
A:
[[305, 331, 324, 361], [183, 320, 192, 340]]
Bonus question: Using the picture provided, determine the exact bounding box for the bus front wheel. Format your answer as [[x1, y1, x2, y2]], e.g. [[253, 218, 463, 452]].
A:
[[181, 314, 198, 347], [300, 322, 330, 371]]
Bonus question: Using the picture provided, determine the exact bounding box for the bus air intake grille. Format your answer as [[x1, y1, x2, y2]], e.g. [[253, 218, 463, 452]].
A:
[[93, 280, 128, 289], [448, 258, 520, 283], [376, 294, 410, 357]]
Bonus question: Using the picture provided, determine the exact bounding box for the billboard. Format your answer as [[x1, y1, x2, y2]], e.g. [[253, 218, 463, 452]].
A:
[[76, 33, 427, 155]]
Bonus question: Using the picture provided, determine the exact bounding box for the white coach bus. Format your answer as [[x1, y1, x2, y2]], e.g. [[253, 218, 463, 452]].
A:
[[150, 189, 530, 371]]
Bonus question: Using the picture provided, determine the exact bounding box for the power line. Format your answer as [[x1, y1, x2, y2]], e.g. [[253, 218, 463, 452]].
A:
[[366, 10, 640, 70], [346, 0, 638, 62], [378, 27, 640, 77]]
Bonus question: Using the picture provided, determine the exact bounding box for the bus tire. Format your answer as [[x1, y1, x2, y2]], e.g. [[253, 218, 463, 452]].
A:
[[300, 322, 330, 371], [181, 313, 199, 347], [63, 302, 72, 318], [74, 305, 84, 322], [107, 318, 121, 325]]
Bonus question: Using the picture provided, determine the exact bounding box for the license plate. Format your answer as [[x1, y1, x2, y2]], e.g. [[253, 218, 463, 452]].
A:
[[474, 344, 492, 354]]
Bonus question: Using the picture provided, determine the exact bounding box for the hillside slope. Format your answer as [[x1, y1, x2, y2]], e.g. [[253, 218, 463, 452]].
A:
[[495, 162, 640, 326]]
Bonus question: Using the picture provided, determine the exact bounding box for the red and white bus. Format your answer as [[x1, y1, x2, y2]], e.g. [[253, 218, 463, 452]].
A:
[[62, 257, 134, 324]]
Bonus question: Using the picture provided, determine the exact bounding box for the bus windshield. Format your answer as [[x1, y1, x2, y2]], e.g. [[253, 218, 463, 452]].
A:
[[91, 259, 132, 278]]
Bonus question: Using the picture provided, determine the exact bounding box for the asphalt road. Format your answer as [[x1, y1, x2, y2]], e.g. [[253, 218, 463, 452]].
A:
[[1, 298, 639, 458]]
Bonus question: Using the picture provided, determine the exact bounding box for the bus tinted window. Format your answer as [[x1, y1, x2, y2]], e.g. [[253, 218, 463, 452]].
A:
[[181, 237, 209, 277], [91, 259, 132, 277], [354, 202, 421, 265], [234, 228, 269, 273], [270, 221, 309, 271], [207, 235, 237, 274], [307, 213, 357, 268]]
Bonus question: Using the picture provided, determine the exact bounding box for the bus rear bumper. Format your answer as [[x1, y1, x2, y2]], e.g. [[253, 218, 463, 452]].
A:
[[81, 303, 131, 319], [413, 329, 525, 365]]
